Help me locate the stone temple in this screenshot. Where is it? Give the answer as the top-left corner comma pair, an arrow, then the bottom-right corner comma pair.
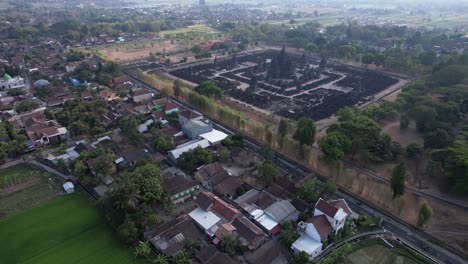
267,46 -> 295,79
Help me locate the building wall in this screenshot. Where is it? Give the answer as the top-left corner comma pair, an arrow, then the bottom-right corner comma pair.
0,77 -> 26,90
133,93 -> 153,103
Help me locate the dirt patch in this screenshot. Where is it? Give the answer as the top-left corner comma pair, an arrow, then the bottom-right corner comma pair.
381,119 -> 423,146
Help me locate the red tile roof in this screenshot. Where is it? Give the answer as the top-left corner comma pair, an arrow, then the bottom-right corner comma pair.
329,199 -> 353,216
315,198 -> 338,218
164,101 -> 178,111
307,215 -> 333,241
213,197 -> 239,221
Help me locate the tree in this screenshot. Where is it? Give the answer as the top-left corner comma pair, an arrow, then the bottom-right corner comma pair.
154,254 -> 169,264
173,80 -> 181,99
172,252 -> 190,264
281,220 -> 298,246
258,161 -> 279,185
417,201 -> 433,227
391,163 -> 406,199
154,136 -> 175,153
72,160 -> 87,177
298,179 -> 317,203
319,132 -> 351,161
294,117 -> 316,147
178,146 -> 215,172
277,119 -> 288,147
190,45 -> 201,54
323,180 -> 337,197
221,233 -> 244,256
120,116 -> 143,146
424,128 -> 451,149
132,163 -> 163,201
218,149 -> 230,162
134,241 -> 151,258
117,218 -> 139,244
290,251 -> 311,264
194,80 -> 223,99
406,143 -> 422,158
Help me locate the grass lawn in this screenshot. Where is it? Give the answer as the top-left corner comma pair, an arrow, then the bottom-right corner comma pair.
346,239 -> 427,264
0,193 -> 146,264
0,165 -> 53,189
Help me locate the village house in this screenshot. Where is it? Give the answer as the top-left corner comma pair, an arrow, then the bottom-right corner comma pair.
182,119 -> 213,140
291,198 -> 355,260
162,167 -> 199,205
132,88 -> 154,103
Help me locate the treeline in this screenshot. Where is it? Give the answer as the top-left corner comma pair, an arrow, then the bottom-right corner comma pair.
223,21 -> 463,74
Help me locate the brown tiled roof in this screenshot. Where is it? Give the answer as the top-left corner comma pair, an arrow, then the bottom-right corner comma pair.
35,126 -> 59,137
196,192 -> 215,211
315,198 -> 338,218
291,198 -> 309,213
203,162 -> 224,177
253,191 -> 277,209
307,215 -> 333,241
133,88 -> 152,97
80,91 -> 93,98
144,216 -> 202,257
213,197 -> 239,221
196,245 -> 236,264
207,170 -> 230,186
164,101 -> 178,111
329,199 -> 353,216
111,76 -> 129,85
163,175 -> 198,196
215,177 -> 243,196
232,216 -> 266,246
266,183 -> 293,200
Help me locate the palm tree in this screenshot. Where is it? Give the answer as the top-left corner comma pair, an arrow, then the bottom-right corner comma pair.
153,254 -> 169,264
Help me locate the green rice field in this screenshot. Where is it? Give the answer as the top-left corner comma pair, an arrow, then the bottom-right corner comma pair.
0,193 -> 146,264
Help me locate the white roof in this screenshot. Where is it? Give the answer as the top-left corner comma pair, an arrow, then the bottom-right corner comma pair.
252,209 -> 279,231
199,129 -> 228,144
114,157 -> 125,164
169,139 -> 211,160
63,182 -> 74,190
189,208 -> 220,231
292,234 -> 322,256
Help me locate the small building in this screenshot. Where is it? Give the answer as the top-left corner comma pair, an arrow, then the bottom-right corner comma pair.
168,139 -> 211,163
63,182 -> 75,194
199,129 -> 228,146
178,109 -> 202,126
162,168 -> 199,205
0,73 -> 26,90
189,208 -> 221,236
182,119 -> 213,140
132,88 -> 154,103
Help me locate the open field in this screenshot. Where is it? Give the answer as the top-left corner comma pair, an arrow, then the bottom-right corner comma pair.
0,193 -> 145,264
0,164 -> 65,217
0,164 -> 53,190
346,239 -> 427,264
84,24 -> 222,62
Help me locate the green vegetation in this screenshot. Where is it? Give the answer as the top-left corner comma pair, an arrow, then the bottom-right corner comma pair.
257,161 -> 279,185
56,99 -> 109,137
178,146 -> 215,172
417,201 -> 433,227
0,165 -> 52,190
321,107 -> 402,163
297,179 -> 318,204
391,163 -> 406,199
281,220 -> 298,247
345,239 -> 428,264
193,80 -> 223,99
0,193 -> 145,264
220,233 -> 244,257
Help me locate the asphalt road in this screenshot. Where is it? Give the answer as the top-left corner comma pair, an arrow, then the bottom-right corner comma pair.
127,71 -> 468,264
